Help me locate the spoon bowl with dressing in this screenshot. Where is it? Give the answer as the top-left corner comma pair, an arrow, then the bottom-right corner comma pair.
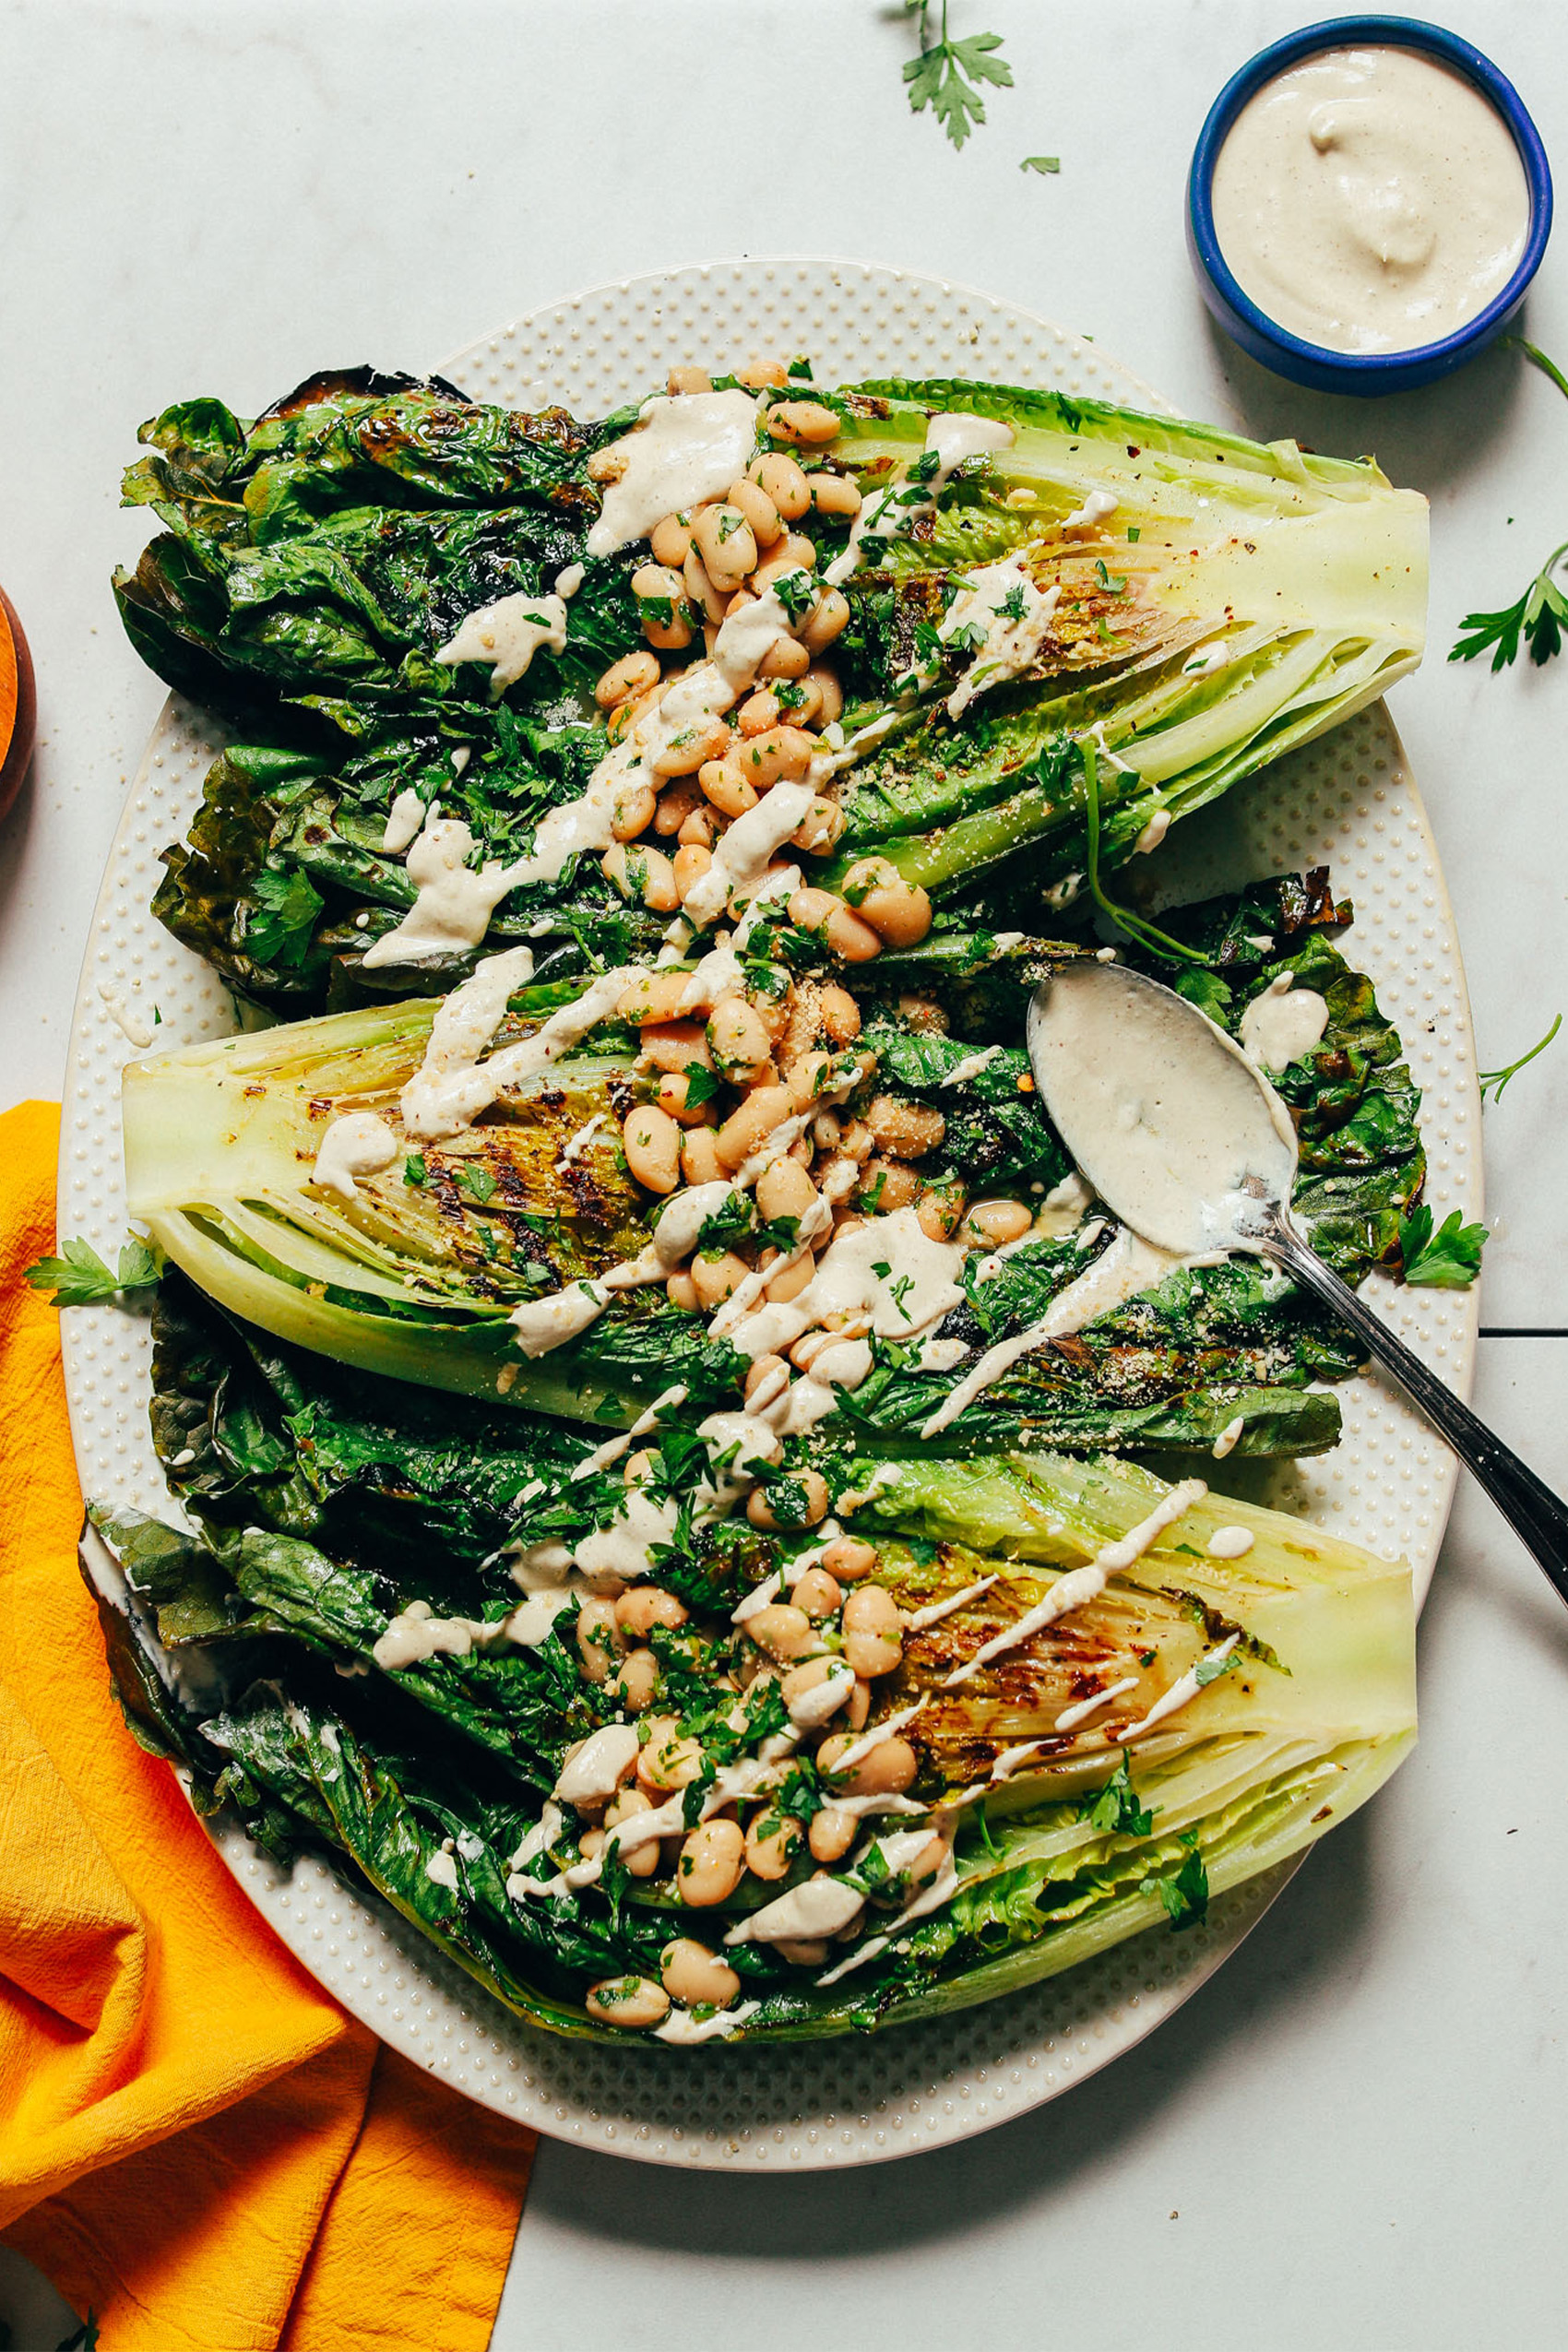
1028,960 -> 1568,1604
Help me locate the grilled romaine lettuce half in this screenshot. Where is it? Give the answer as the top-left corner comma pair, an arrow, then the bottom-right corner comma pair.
85,1436 -> 1415,2044
821,375 -> 1427,903
119,369 -> 1425,1016
124,885 -> 1423,1460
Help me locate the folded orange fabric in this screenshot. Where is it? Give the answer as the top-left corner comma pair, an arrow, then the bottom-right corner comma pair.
0,1100 -> 535,2350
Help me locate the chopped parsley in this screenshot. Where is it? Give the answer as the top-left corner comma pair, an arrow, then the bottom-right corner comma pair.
771,566 -> 816,624
1080,1750 -> 1154,1836
1156,1831 -> 1209,1930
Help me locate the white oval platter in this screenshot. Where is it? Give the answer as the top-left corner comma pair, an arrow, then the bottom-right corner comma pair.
58,258 -> 1479,2170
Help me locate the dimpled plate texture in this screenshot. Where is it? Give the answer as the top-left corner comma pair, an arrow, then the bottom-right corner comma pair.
59,259 -> 1479,2169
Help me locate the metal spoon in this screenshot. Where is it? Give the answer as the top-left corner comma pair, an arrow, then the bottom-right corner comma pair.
1027,959 -> 1568,1604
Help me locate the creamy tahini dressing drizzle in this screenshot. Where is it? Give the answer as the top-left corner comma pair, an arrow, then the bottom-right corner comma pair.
938,556 -> 1061,719
941,1043 -> 1004,1087
1122,1632 -> 1240,1740
399,944 -> 535,1137
556,1111 -> 607,1168
373,1597 -> 501,1670
919,1223 -> 1176,1439
729,1206 -> 965,1366
375,581 -> 814,968
312,1111 -> 400,1204
825,411 -> 1016,586
1239,975 -> 1330,1073
362,807 -> 529,969
406,961 -> 632,1144
98,982 -> 155,1048
481,575 -> 818,951
655,2002 -> 762,2045
902,1574 -> 998,1633
1054,1674 -> 1142,1732
436,591 -> 567,698
586,389 -> 759,557
382,788 -> 428,854
1063,488 -> 1119,532
682,777 -> 815,929
568,1383 -> 689,1484
724,1873 -> 866,1948
822,1700 -> 927,1784
814,1846 -> 959,1986
942,1479 -> 1207,1689
553,1722 -> 640,1806
1028,962 -> 1299,1257
1211,44 -> 1529,355
1212,1413 -> 1247,1460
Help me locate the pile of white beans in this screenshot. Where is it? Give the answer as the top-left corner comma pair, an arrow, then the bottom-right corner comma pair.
569,1526 -> 946,2028
529,365 -> 1055,2030
587,358 -> 926,956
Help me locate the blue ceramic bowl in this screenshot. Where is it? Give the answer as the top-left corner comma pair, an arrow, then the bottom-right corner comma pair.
1187,15 -> 1553,395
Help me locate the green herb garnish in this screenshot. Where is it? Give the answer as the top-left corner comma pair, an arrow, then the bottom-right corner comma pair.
1081,1750 -> 1154,1837
1479,1013 -> 1562,1103
1156,1830 -> 1209,1930
25,1236 -> 160,1307
902,0 -> 1013,149
1398,1204 -> 1488,1289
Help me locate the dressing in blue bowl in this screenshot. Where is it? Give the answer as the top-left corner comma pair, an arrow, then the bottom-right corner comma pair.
1188,16 -> 1552,395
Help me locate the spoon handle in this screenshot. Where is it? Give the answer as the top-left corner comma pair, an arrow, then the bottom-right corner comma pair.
1264,1218 -> 1568,1607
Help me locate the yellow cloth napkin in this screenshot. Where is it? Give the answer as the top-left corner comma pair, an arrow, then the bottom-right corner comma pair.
0,1101 -> 534,2349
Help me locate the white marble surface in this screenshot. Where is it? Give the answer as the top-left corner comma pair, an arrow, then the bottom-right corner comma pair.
0,3 -> 1563,2346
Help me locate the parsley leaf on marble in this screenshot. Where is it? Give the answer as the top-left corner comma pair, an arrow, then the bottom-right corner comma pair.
902,0 -> 1013,150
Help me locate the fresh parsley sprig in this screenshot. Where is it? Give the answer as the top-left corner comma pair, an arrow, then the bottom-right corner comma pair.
901,0 -> 1013,149
25,1235 -> 160,1307
1398,1204 -> 1488,1289
1479,1012 -> 1562,1104
1450,540 -> 1568,671
1451,338 -> 1568,674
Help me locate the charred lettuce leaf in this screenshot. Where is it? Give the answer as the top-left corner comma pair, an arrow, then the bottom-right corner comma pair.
149,1270 -> 590,1578
153,722 -> 662,1015
115,369 -> 640,744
